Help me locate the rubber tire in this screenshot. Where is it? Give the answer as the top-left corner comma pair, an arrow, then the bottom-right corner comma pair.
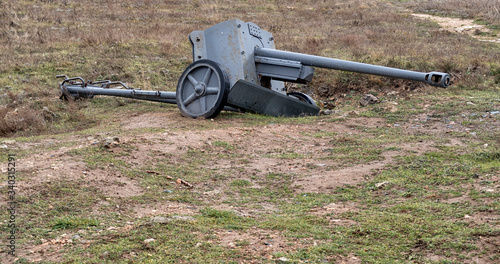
287,92 -> 317,107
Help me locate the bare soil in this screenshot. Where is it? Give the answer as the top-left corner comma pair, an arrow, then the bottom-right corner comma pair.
5,104 -> 496,262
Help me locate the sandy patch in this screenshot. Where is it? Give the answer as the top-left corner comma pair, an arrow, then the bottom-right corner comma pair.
412,13 -> 500,43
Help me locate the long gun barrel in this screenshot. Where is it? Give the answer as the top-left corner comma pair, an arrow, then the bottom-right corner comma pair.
254,48 -> 450,88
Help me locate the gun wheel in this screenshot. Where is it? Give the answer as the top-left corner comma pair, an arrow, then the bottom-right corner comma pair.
176,60 -> 229,119
287,92 -> 317,106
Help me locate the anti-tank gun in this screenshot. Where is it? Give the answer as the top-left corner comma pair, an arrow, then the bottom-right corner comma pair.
59,19 -> 450,118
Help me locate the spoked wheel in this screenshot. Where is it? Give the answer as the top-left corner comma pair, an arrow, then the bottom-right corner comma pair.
287,92 -> 317,106
176,60 -> 230,119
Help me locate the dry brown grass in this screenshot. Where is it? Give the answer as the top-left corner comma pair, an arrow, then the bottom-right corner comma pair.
0,93 -> 46,136
0,0 -> 497,74
407,0 -> 500,23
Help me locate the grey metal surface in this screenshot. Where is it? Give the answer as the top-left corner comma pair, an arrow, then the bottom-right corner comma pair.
255,56 -> 314,83
61,83 -> 177,104
227,80 -> 320,117
254,48 -> 450,88
189,19 -> 287,94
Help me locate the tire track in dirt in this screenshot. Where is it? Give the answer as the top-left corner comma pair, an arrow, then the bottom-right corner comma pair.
291,141 -> 439,193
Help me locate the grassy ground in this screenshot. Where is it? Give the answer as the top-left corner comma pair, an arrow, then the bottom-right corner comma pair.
1,0 -> 499,263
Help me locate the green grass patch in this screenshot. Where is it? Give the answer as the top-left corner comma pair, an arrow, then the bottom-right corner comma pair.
51,216 -> 99,229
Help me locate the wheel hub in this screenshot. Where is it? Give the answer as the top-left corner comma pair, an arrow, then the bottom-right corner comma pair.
194,83 -> 206,96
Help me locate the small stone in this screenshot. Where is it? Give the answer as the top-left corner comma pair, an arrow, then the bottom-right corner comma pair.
278,257 -> 290,262
375,181 -> 390,189
103,136 -> 120,148
72,234 -> 81,240
144,238 -> 155,244
319,109 -> 333,116
163,189 -> 173,193
151,216 -> 170,224
360,94 -> 380,106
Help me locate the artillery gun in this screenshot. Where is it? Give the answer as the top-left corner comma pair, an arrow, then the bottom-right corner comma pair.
58,19 -> 450,118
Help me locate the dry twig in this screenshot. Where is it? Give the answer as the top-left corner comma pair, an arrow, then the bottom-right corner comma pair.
176,178 -> 193,188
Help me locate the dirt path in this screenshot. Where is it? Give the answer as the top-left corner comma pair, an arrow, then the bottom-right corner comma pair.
412,13 -> 500,43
